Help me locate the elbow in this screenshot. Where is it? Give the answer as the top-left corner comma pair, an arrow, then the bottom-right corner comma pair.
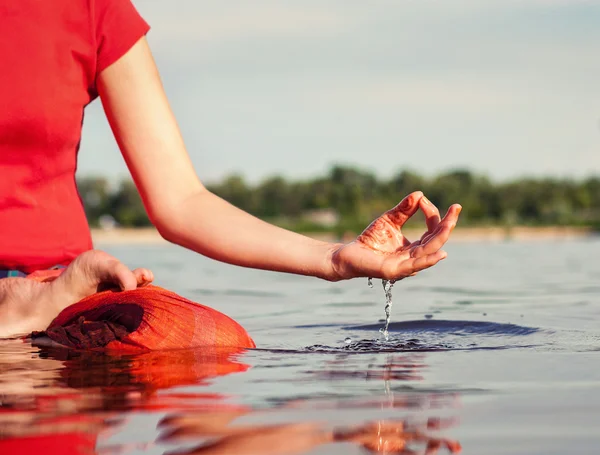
152,212 -> 181,245
148,204 -> 182,245
155,222 -> 176,244
147,187 -> 210,246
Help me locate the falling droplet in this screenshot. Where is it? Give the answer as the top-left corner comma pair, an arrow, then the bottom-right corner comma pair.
380,279 -> 396,341
344,337 -> 352,344
367,277 -> 373,288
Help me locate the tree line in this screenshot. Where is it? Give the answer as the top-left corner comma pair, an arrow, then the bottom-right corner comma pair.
78,166 -> 600,233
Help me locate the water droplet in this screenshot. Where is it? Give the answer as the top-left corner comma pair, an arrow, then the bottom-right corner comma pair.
483,312 -> 487,316
344,337 -> 352,344
380,279 -> 395,339
367,277 -> 373,288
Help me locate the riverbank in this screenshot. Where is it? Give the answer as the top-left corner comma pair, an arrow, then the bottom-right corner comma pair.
91,225 -> 598,245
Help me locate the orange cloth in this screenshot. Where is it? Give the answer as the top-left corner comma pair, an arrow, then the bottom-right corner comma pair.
27,268 -> 64,282
36,285 -> 255,352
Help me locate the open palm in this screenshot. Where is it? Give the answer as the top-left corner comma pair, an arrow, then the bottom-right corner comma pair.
330,192 -> 461,281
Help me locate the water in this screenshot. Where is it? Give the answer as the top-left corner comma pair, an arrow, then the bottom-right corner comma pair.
2,238 -> 600,454
378,279 -> 396,341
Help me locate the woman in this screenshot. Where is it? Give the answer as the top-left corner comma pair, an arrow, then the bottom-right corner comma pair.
0,0 -> 461,337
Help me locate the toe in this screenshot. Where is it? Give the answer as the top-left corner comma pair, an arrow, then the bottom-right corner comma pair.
133,268 -> 154,287
110,262 -> 138,291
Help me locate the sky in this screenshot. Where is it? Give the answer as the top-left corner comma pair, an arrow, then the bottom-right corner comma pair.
78,0 -> 600,185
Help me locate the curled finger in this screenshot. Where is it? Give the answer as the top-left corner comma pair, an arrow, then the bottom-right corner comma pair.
421,204 -> 462,252
411,205 -> 461,257
393,250 -> 447,278
419,196 -> 441,240
412,224 -> 452,258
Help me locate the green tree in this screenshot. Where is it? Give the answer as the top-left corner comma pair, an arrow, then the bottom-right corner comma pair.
209,174 -> 256,213
77,176 -> 110,227
109,180 -> 150,227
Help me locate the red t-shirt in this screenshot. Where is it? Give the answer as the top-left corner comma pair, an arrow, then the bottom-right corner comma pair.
0,0 -> 149,273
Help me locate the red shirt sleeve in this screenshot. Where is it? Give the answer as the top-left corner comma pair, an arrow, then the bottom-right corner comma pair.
93,0 -> 150,75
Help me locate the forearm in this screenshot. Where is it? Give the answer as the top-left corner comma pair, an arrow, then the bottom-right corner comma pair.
98,39 -> 460,284
155,190 -> 343,281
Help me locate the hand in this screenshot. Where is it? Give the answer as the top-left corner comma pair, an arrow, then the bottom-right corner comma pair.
329,192 -> 461,281
55,250 -> 154,300
334,418 -> 461,454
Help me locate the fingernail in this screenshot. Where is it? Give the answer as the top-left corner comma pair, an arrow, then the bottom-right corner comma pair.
423,196 -> 431,205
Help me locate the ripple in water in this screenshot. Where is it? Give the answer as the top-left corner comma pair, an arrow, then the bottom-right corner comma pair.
348,319 -> 539,336
300,320 -> 541,353
305,338 -> 453,353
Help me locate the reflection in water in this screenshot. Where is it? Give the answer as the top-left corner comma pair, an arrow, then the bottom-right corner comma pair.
159,413 -> 460,455
0,341 -> 461,454
0,342 -> 250,453
159,354 -> 460,454
305,354 -> 427,382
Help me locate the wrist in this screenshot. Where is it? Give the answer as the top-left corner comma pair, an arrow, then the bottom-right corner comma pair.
321,242 -> 345,282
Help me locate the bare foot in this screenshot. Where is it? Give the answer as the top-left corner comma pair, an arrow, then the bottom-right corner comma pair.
53,250 -> 153,305
0,250 -> 153,337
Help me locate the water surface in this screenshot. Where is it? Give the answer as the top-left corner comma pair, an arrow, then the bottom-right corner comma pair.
1,238 -> 600,454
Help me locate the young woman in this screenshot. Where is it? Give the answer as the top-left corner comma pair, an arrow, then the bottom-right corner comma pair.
0,0 -> 461,337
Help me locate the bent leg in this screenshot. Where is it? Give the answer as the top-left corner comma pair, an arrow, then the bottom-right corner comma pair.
0,250 -> 153,338
0,277 -> 53,337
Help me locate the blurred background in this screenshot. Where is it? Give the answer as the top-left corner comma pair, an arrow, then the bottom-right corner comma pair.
77,0 -> 600,237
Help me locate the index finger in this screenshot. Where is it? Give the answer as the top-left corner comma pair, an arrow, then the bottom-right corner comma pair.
383,191 -> 424,228
412,204 -> 462,257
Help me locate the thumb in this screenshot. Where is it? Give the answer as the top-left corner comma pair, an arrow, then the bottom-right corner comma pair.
102,260 -> 138,291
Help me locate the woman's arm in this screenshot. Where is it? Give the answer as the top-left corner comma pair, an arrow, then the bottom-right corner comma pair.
97,38 -> 338,280
97,38 -> 461,282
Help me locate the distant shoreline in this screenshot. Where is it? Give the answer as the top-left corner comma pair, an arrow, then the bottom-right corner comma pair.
91,226 -> 598,245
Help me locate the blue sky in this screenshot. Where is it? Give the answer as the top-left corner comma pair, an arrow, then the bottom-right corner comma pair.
78,0 -> 600,184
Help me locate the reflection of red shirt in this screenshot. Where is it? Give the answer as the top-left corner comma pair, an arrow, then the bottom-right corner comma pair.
0,0 -> 149,273
0,433 -> 99,455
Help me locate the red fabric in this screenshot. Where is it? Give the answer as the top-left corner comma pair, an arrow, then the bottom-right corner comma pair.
43,285 -> 256,352
0,0 -> 150,273
98,348 -> 251,391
